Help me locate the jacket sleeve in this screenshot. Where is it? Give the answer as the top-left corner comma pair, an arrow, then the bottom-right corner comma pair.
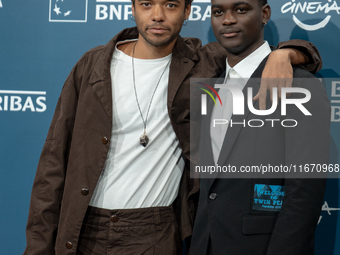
24,61 -> 83,255
266,71 -> 330,255
277,39 -> 322,74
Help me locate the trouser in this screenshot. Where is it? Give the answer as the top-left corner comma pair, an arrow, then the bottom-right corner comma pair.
77,205 -> 182,255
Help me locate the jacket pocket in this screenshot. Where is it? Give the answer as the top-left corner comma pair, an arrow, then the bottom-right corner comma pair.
242,215 -> 278,235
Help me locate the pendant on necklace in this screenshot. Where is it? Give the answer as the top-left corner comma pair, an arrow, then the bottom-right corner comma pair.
140,130 -> 149,147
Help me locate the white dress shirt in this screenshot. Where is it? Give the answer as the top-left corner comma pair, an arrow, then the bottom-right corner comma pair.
211,41 -> 272,164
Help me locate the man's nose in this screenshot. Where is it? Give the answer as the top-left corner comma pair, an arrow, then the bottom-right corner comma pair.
151,4 -> 165,22
222,11 -> 237,25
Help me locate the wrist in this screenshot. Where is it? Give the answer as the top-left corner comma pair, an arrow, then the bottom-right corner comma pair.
276,48 -> 309,65
270,49 -> 291,64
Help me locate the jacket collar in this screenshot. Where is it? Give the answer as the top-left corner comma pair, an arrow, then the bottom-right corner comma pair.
87,27 -> 142,122
88,27 -> 199,120
167,35 -> 199,109
89,27 -> 140,85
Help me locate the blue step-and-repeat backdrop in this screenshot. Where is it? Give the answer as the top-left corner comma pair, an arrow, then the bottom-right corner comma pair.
0,1 -> 339,254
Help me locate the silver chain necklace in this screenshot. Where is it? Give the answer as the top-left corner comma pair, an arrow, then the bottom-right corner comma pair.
131,42 -> 171,147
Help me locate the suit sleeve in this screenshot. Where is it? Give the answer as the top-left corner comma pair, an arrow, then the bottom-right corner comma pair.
266,72 -> 330,255
23,60 -> 83,255
277,39 -> 322,74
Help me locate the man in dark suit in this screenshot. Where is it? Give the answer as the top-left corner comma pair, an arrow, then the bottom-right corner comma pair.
190,0 -> 331,254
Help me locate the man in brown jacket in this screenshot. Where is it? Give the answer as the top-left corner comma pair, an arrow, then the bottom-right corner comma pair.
23,0 -> 322,254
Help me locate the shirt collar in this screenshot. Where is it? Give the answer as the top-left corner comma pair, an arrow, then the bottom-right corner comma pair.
225,41 -> 272,80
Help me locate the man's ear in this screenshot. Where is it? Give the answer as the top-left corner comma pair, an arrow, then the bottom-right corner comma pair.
132,3 -> 135,17
262,4 -> 271,24
184,3 -> 191,20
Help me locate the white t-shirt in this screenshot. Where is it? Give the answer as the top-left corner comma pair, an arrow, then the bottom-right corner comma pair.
89,40 -> 185,209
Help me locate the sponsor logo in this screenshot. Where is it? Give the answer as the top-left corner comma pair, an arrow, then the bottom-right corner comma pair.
281,0 -> 340,31
318,201 -> 340,224
189,0 -> 211,21
0,90 -> 47,112
331,81 -> 340,122
95,0 -> 133,21
49,0 -> 88,22
48,0 -> 211,22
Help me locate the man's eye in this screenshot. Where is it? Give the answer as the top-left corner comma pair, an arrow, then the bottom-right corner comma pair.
167,3 -> 176,8
142,2 -> 151,7
213,10 -> 223,15
236,7 -> 247,13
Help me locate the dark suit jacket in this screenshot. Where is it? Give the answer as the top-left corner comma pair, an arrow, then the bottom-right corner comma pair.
191,57 -> 331,255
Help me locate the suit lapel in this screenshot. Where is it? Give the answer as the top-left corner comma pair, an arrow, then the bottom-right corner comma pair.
201,74 -> 226,185
207,56 -> 269,187
200,77 -> 221,169
216,79 -> 260,166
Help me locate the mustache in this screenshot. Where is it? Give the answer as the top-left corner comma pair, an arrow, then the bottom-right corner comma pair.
146,24 -> 170,30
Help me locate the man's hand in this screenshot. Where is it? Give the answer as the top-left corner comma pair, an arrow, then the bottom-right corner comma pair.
254,48 -> 309,110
